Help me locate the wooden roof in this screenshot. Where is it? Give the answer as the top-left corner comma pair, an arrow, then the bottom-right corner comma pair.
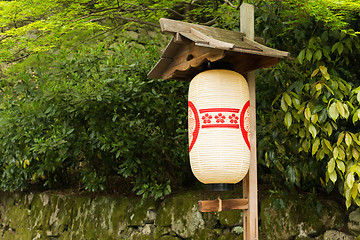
148,18 -> 291,81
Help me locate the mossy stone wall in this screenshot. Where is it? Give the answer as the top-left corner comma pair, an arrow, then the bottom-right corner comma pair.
0,190 -> 358,239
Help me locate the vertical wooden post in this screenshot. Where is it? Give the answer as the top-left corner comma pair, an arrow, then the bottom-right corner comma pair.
241,3 -> 259,240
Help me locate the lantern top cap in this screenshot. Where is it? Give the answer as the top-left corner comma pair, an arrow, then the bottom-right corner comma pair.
148,18 -> 291,81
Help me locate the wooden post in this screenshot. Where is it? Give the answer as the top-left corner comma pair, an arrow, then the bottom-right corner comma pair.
241,3 -> 259,240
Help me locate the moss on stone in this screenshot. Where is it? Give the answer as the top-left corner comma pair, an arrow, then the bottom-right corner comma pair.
3,228 -> 34,240
156,191 -> 205,238
295,236 -> 315,240
48,194 -> 73,235
110,197 -> 131,235
218,209 -> 242,227
0,189 -> 352,240
6,202 -> 30,229
127,197 -> 156,226
193,228 -> 218,240
260,191 -> 345,240
153,226 -> 171,239
218,232 -> 238,240
158,235 -> 182,240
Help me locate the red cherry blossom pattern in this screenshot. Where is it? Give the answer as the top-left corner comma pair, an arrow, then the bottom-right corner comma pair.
228,114 -> 239,124
202,113 -> 212,124
215,113 -> 226,123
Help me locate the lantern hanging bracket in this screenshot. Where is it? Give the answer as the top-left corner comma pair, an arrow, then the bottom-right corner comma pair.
198,198 -> 249,212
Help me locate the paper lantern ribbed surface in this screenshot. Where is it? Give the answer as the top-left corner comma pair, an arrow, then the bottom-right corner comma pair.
188,69 -> 250,184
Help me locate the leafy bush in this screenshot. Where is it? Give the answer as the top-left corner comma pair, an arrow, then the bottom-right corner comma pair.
0,38 -> 190,199
255,0 -> 360,208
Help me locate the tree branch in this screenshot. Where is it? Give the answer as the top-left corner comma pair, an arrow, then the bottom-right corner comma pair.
224,0 -> 238,9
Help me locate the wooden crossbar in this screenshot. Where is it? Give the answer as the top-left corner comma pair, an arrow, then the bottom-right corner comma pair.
198,198 -> 248,212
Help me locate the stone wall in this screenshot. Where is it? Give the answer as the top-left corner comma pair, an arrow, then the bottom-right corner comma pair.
0,190 -> 359,240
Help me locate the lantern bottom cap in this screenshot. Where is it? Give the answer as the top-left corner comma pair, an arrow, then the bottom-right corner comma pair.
205,183 -> 235,191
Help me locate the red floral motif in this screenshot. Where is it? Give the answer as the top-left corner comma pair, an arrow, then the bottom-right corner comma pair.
228,114 -> 239,124
215,113 -> 226,123
202,113 -> 212,124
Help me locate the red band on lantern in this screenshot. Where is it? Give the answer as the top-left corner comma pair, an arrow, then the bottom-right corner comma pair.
240,100 -> 250,150
188,101 -> 200,153
199,108 -> 240,113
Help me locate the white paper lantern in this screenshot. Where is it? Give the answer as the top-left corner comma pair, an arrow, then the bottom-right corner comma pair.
188,69 -> 250,184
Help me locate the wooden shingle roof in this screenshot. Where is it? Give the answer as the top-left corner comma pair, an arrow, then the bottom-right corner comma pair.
148,18 -> 291,81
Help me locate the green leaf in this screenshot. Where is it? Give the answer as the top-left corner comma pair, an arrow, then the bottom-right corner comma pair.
336,101 -> 346,118
318,108 -> 327,123
328,158 -> 335,173
284,112 -> 292,128
299,128 -> 305,138
357,91 -> 360,103
345,133 -> 352,147
297,49 -> 305,64
306,48 -> 313,61
351,184 -> 358,199
305,107 -> 311,121
353,110 -> 359,124
336,160 -> 345,173
333,147 -> 339,159
337,132 -> 345,146
312,137 -> 320,155
339,147 -> 346,160
293,98 -> 301,109
313,50 -> 322,61
281,96 -> 288,112
332,42 -> 341,53
325,122 -> 333,136
346,192 -> 352,209
313,105 -> 324,114
311,113 -> 318,124
319,65 -> 330,80
338,43 -> 344,55
286,166 -> 296,184
353,148 -> 359,161
308,124 -> 317,138
319,65 -> 327,75
302,139 -> 311,152
323,139 -> 333,151
328,102 -> 339,121
329,170 -> 337,183
311,68 -> 319,77
347,173 -> 355,189
283,93 -> 292,106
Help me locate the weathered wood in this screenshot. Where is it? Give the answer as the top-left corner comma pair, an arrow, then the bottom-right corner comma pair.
160,18 -> 246,48
159,43 -> 225,80
198,198 -> 249,212
179,32 -> 208,44
162,50 -> 225,80
190,28 -> 235,49
148,18 -> 290,81
241,3 -> 259,240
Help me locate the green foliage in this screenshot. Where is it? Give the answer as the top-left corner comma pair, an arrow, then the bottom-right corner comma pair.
0,37 -> 189,199
256,0 -> 360,208
0,0 -> 236,64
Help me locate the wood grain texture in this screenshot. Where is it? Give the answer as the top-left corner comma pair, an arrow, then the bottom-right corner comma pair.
241,3 -> 259,240
198,198 -> 249,212
148,18 -> 290,81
